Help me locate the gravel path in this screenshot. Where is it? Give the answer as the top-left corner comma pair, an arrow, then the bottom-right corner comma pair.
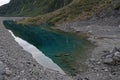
0,17 -> 72,80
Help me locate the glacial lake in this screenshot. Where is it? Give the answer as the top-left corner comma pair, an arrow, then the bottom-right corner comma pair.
8,30 -> 65,74
4,20 -> 94,76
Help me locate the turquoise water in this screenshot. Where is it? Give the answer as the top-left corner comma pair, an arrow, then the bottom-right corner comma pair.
4,20 -> 93,76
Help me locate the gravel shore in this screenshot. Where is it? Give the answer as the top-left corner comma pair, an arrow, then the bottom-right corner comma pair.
0,12 -> 120,80
57,7 -> 120,80
0,17 -> 72,80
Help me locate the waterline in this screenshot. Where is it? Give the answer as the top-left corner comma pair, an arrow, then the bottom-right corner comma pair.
9,30 -> 65,74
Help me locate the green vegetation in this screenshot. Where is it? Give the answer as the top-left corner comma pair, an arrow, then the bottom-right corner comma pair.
0,0 -> 72,16
19,0 -> 113,25
113,2 -> 120,10
1,0 -> 120,25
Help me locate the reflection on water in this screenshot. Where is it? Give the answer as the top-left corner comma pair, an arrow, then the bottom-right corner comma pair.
9,30 -> 65,74
4,20 -> 93,76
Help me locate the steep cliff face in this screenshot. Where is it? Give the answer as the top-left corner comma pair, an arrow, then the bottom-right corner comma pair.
0,0 -> 73,16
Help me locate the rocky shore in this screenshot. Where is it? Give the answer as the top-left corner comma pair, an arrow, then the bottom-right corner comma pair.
57,6 -> 120,80
0,11 -> 120,80
0,0 -> 120,80
0,17 -> 72,80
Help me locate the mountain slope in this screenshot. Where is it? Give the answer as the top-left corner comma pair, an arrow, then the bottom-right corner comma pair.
0,0 -> 72,16
1,0 -> 120,25
19,0 -> 115,25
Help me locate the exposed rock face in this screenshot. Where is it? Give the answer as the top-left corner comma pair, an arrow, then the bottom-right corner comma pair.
0,17 -> 72,80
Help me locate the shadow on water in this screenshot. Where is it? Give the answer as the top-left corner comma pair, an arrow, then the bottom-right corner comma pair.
3,20 -> 94,76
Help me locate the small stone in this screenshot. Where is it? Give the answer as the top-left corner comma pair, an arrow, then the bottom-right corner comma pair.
77,78 -> 82,80
54,54 -> 61,57
4,68 -> 12,76
103,58 -> 114,64
103,50 -> 110,54
113,56 -> 120,61
113,52 -> 120,62
22,78 -> 27,80
97,73 -> 100,77
0,61 -> 6,75
84,77 -> 89,80
114,51 -> 120,57
111,47 -> 118,53
105,54 -> 113,58
102,67 -> 109,72
97,61 -> 101,65
27,62 -> 31,65
64,54 -> 70,56
21,70 -> 25,73
89,58 -> 96,62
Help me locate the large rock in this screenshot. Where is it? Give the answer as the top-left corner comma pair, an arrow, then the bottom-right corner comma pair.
103,57 -> 114,65
103,47 -> 120,65
113,51 -> 120,61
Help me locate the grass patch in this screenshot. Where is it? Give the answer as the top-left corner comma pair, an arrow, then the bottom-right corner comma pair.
19,0 -> 112,25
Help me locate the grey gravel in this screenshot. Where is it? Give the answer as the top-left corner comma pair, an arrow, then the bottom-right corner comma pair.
57,2 -> 120,80
0,2 -> 120,80
0,17 -> 72,80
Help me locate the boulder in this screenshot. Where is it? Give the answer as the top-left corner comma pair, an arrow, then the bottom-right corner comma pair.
103,57 -> 114,65
103,47 -> 120,65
